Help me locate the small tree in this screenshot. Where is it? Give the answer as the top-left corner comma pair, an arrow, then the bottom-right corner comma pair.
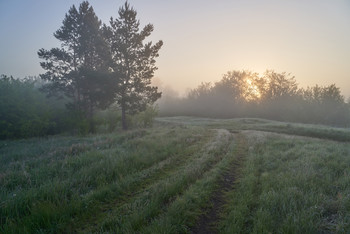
105,2 -> 163,130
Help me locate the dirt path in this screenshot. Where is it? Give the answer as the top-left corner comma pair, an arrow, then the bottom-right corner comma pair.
191,131 -> 247,234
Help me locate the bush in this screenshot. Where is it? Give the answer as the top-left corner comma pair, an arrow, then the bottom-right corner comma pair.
0,75 -> 87,139
0,75 -> 58,139
132,105 -> 158,128
94,105 -> 121,133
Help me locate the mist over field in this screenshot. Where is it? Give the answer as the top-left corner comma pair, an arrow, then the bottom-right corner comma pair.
1,0 -> 350,233
157,70 -> 350,127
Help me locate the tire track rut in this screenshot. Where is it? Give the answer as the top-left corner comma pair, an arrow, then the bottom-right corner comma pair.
192,131 -> 247,234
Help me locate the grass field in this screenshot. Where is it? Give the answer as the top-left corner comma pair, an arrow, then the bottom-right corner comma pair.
1,117 -> 350,233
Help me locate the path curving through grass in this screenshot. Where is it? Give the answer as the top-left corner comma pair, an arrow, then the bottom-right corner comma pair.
2,117 -> 350,233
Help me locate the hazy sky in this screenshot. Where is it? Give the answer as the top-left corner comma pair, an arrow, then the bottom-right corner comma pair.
1,0 -> 349,96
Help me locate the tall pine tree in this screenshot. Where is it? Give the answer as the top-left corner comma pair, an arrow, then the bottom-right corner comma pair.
105,2 -> 163,130
38,1 -> 115,131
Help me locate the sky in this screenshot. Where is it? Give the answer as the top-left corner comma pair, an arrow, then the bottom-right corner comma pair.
1,0 -> 350,97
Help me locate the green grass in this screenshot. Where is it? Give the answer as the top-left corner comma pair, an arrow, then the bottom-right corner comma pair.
158,116 -> 350,142
1,117 -> 350,233
1,125 -> 212,233
141,133 -> 247,234
219,134 -> 350,233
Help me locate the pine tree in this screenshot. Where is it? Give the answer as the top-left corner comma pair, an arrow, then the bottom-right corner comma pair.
38,1 -> 115,131
105,2 -> 163,130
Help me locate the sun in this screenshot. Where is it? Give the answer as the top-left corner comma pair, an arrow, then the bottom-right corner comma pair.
244,78 -> 261,101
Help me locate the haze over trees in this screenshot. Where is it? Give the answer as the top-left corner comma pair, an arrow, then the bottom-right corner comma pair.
158,70 -> 350,126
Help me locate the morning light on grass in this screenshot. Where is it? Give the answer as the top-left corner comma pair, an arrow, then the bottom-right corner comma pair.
1,0 -> 350,233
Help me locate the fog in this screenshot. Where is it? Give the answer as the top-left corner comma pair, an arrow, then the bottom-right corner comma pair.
157,70 -> 350,126
1,1 -> 350,98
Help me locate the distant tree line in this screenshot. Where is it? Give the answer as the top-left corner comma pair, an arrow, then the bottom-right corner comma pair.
159,70 -> 350,126
0,1 -> 162,139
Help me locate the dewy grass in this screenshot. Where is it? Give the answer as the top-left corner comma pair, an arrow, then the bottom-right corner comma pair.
219,134 -> 350,233
2,117 -> 350,233
0,126 -> 210,233
232,118 -> 350,142
86,129 -> 230,233
72,129 -> 212,232
158,117 -> 350,142
142,133 -> 247,234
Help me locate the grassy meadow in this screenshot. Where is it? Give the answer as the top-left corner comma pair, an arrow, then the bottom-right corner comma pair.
1,117 -> 350,233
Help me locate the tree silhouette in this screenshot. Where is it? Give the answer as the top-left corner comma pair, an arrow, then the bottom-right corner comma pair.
213,70 -> 260,102
38,1 -> 115,131
261,70 -> 298,101
105,2 -> 163,130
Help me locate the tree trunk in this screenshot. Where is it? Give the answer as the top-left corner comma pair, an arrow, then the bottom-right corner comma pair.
121,101 -> 127,130
77,88 -> 81,111
89,101 -> 95,133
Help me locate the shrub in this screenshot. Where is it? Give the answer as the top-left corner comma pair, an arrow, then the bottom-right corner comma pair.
132,105 -> 158,128
0,75 -> 57,139
94,105 -> 121,133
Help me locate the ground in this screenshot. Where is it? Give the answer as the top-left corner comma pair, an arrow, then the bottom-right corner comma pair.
1,117 -> 350,233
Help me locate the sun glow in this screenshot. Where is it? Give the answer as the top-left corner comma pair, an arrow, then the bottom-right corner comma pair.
245,78 -> 261,101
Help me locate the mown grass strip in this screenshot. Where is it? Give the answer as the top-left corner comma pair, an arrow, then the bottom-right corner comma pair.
225,118 -> 350,142
140,133 -> 247,233
87,129 -> 232,233
192,133 -> 247,233
158,117 -> 350,142
243,124 -> 350,142
72,130 -> 211,232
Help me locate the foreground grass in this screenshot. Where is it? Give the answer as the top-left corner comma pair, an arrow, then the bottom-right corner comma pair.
0,125 -> 214,232
92,130 -> 239,233
219,133 -> 350,233
1,117 -> 350,233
